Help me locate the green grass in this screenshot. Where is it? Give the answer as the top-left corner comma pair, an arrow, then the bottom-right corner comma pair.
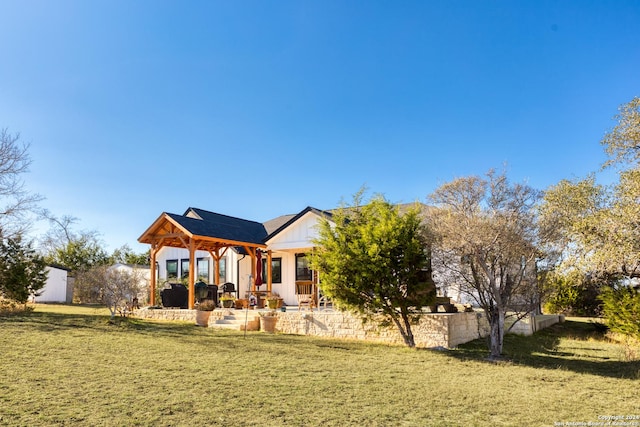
1,306 -> 639,426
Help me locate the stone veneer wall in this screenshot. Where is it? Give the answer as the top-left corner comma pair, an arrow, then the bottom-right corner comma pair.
134,308 -> 197,322
133,308 -> 559,349
133,308 -> 243,323
271,311 -> 489,348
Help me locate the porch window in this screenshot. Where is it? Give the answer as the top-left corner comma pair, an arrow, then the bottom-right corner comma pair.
218,258 -> 227,284
261,257 -> 282,283
295,253 -> 312,281
197,258 -> 209,282
180,259 -> 189,279
166,260 -> 178,279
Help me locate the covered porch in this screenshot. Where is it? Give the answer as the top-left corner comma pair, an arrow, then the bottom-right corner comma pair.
138,209 -> 275,309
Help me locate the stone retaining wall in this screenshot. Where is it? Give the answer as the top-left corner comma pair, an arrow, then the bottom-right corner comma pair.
270,311 -> 489,348
133,308 -> 559,349
133,308 -> 246,323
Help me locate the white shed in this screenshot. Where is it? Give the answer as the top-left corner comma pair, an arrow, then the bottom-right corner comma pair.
33,265 -> 72,303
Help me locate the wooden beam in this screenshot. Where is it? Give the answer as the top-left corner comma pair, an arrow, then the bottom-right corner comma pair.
149,243 -> 159,306
188,238 -> 196,309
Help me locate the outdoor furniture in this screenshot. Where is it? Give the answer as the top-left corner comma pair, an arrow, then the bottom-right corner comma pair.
295,281 -> 317,311
221,282 -> 236,295
206,285 -> 218,307
160,283 -> 188,308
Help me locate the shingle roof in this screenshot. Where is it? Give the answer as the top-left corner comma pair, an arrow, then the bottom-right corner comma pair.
173,208 -> 268,245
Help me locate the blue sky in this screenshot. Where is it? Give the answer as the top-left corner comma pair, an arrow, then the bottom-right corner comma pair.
1,0 -> 638,253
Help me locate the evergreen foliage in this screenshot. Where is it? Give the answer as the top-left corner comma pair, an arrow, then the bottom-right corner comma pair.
0,235 -> 48,303
600,285 -> 640,341
310,192 -> 435,348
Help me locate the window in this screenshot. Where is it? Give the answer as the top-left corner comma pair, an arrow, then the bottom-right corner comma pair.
295,253 -> 312,281
180,259 -> 190,279
262,257 -> 282,283
166,260 -> 178,279
218,258 -> 227,284
197,258 -> 209,282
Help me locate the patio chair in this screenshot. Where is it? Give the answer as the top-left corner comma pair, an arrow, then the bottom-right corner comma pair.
221,282 -> 236,296
295,281 -> 317,311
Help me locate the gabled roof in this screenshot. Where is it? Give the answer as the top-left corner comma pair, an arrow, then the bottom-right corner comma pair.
138,207 -> 267,250
264,206 -> 333,242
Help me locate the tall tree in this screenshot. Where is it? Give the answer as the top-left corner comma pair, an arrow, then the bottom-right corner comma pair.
601,97 -> 640,168
40,212 -> 109,275
428,170 -> 542,359
0,235 -> 48,303
541,96 -> 640,340
310,192 -> 435,348
0,129 -> 42,237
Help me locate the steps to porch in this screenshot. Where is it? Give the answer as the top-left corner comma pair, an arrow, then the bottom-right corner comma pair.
208,311 -> 260,331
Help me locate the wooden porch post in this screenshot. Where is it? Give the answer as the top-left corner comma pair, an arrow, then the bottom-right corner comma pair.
188,238 -> 196,309
267,250 -> 272,295
150,244 -> 157,306
214,249 -> 220,285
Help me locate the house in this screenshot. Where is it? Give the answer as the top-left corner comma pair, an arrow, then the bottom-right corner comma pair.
138,206 -> 333,308
32,265 -> 72,303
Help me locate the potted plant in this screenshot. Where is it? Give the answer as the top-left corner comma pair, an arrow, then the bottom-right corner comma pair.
195,299 -> 215,326
259,310 -> 278,333
265,292 -> 283,309
234,298 -> 248,309
220,295 -> 235,308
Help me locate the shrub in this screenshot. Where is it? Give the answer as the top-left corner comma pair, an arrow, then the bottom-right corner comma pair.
600,285 -> 640,341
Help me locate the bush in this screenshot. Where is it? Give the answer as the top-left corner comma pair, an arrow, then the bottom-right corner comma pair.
542,271 -> 602,316
600,285 -> 640,340
0,298 -> 33,315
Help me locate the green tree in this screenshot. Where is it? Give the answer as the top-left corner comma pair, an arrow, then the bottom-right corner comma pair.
110,244 -> 149,265
310,193 -> 435,348
540,171 -> 640,283
540,97 -> 640,339
600,285 -> 640,341
41,212 -> 109,275
46,235 -> 109,275
541,270 -> 602,316
0,235 -> 48,303
428,170 -> 542,359
601,97 -> 640,168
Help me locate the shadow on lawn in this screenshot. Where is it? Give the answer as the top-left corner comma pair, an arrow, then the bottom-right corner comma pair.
447,320 -> 640,379
2,309 -> 203,339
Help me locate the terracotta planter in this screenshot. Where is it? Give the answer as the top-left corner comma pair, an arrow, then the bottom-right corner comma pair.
260,316 -> 277,333
195,311 -> 211,327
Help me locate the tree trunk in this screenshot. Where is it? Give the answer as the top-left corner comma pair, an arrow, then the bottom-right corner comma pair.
393,312 -> 416,348
488,309 -> 505,360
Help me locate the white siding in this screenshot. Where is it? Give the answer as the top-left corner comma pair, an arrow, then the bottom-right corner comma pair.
266,211 -> 329,306
34,266 -> 69,303
267,212 -> 322,252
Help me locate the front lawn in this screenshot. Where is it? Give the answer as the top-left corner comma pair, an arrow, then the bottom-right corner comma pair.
1,305 -> 638,426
